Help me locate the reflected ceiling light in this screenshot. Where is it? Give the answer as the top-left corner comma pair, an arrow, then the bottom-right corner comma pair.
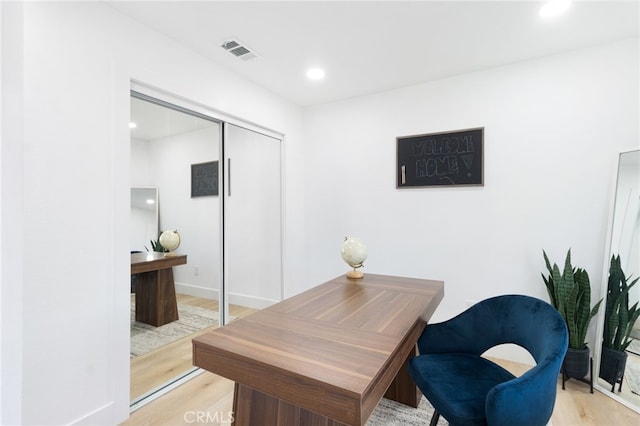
129,122 -> 137,129
539,1 -> 571,18
306,68 -> 325,81
146,199 -> 155,204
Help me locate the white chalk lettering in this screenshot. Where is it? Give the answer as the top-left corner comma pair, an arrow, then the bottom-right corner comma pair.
411,135 -> 474,157
415,155 -> 460,178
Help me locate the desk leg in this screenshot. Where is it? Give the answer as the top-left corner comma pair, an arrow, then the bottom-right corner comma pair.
384,345 -> 421,408
135,268 -> 179,327
232,383 -> 349,426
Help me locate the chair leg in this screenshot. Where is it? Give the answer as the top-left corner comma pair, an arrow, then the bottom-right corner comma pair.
430,410 -> 440,426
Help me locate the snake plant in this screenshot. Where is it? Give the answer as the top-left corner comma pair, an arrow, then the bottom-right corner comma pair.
542,249 -> 602,350
602,254 -> 640,352
147,236 -> 168,253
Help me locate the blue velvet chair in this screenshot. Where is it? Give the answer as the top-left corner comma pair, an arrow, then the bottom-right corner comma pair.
408,295 -> 568,426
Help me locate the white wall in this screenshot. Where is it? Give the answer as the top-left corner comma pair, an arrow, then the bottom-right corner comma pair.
302,38 -> 639,362
150,126 -> 221,299
15,2 -> 302,425
130,138 -> 153,187
1,2 -> 24,425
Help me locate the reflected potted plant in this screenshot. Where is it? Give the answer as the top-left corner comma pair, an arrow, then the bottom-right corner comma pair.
542,249 -> 602,381
600,254 -> 640,391
146,234 -> 168,253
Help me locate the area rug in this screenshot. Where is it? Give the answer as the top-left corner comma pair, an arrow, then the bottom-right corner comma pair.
367,396 -> 448,425
627,338 -> 640,356
130,303 -> 219,358
625,351 -> 640,396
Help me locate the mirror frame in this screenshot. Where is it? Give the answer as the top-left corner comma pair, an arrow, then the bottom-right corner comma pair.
593,147 -> 640,414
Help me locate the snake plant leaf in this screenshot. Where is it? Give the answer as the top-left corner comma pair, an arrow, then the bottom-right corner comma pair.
542,251 -> 557,307
541,249 -> 601,350
615,292 -> 629,349
603,292 -> 622,348
603,255 -> 639,352
574,268 -> 600,349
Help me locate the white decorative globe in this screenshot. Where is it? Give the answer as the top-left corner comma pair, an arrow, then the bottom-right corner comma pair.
159,230 -> 181,255
341,237 -> 368,279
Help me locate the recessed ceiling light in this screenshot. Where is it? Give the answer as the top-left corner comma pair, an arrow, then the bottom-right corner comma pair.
146,199 -> 155,204
129,122 -> 137,129
306,68 -> 325,81
539,1 -> 571,19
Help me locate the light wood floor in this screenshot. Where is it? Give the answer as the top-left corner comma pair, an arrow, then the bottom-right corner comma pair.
124,357 -> 639,426
126,296 -> 639,426
130,294 -> 257,401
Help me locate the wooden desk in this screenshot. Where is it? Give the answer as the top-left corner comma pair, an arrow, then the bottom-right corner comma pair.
193,273 -> 444,425
131,252 -> 187,327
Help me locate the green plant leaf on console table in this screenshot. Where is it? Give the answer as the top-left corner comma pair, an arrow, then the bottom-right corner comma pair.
149,237 -> 168,253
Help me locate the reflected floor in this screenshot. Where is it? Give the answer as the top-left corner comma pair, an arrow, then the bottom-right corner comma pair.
130,294 -> 257,402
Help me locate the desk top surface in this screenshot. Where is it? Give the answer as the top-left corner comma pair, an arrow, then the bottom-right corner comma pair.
193,273 -> 444,424
130,252 -> 187,274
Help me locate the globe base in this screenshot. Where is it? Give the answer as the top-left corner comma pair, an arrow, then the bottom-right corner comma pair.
164,251 -> 178,257
346,269 -> 364,279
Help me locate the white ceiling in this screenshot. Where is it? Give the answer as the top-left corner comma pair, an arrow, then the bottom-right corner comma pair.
110,1 -> 639,107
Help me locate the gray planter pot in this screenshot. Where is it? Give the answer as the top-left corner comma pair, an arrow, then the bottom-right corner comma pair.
599,346 -> 627,391
562,347 -> 590,379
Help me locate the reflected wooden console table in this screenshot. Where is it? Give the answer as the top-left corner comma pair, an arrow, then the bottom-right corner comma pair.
131,252 -> 187,327
193,273 -> 444,425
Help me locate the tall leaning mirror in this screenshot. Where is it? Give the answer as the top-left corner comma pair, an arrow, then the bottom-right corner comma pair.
130,187 -> 159,252
594,148 -> 640,413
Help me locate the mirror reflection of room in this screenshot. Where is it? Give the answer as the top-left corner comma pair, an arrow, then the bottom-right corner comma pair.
597,149 -> 640,409
129,95 -> 224,403
128,94 -> 284,406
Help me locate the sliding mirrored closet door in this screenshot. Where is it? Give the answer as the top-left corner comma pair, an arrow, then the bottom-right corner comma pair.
128,93 -> 283,408
129,93 -> 223,403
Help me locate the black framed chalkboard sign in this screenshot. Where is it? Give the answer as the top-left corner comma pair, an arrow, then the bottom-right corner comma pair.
191,160 -> 219,197
396,127 -> 484,188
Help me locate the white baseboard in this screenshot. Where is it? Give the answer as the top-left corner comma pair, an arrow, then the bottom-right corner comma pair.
175,282 -> 218,300
175,282 -> 278,310
70,401 -> 115,425
228,292 -> 278,310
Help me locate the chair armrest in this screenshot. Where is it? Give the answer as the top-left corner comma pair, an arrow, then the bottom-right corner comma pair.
485,364 -> 558,426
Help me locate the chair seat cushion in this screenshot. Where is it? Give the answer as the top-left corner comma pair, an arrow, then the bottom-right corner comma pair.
409,353 -> 516,426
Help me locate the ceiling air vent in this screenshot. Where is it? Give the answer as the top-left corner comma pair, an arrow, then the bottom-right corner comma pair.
221,39 -> 258,61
